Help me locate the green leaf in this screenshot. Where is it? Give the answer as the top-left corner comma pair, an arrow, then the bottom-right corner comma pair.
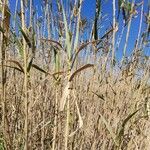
73,0 -> 83,52
61,0 -> 72,60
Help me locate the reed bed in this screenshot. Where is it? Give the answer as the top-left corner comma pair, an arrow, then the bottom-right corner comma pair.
0,0 -> 150,149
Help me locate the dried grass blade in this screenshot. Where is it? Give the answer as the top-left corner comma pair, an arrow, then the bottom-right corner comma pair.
91,91 -> 105,101
117,109 -> 140,143
71,40 -> 100,68
31,64 -> 48,74
3,65 -> 23,72
69,64 -> 94,82
40,38 -> 64,51
7,60 -> 24,73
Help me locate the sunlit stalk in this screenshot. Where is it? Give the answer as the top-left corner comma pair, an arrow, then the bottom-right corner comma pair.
20,0 -> 28,149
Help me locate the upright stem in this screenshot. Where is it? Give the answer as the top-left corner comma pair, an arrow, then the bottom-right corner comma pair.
122,0 -> 135,64
64,95 -> 70,150
112,0 -> 116,70
52,87 -> 58,150
135,2 -> 144,50
0,1 -> 12,149
29,0 -> 32,27
1,2 -> 6,149
20,1 -> 28,149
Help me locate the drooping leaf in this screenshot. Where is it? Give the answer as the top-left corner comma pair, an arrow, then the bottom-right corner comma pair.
71,40 -> 100,68
3,65 -> 24,73
116,109 -> 140,144
7,60 -> 24,73
31,64 -> 48,74
40,38 -> 64,51
69,64 -> 94,82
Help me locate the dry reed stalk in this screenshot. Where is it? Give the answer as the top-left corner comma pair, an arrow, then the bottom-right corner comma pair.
112,0 -> 116,70
0,0 -> 149,149
20,0 -> 28,149
0,1 -> 12,149
122,0 -> 135,64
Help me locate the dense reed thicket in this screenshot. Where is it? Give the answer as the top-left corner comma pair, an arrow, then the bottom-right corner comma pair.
0,0 -> 150,149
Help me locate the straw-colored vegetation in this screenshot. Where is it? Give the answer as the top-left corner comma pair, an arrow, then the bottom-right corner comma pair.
0,0 -> 150,149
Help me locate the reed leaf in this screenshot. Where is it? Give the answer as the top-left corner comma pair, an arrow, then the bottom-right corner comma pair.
40,38 -> 64,51
69,64 -> 94,81
71,40 -> 100,68
73,0 -> 83,52
7,60 -> 24,73
31,64 -> 48,74
61,0 -> 72,60
91,91 -> 105,101
116,109 -> 140,144
3,65 -> 23,73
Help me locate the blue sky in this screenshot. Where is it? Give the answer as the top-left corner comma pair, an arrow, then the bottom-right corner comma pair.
9,0 -> 150,58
